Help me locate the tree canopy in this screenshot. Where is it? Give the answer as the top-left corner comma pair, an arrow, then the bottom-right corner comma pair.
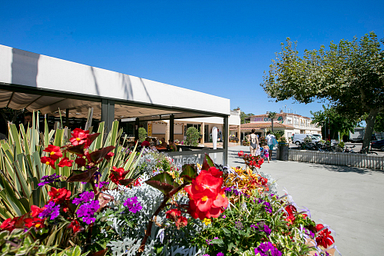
261,32 -> 384,152
310,105 -> 359,139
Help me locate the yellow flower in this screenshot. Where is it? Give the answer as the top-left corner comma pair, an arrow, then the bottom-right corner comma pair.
202,218 -> 211,225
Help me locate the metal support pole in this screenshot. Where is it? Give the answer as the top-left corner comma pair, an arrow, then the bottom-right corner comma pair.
65,109 -> 69,127
223,116 -> 229,166
101,99 -> 115,133
135,118 -> 139,141
170,114 -> 174,142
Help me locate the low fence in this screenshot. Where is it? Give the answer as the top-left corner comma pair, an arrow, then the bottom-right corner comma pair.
288,149 -> 384,170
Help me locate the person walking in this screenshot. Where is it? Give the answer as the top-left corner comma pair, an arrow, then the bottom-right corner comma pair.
247,129 -> 259,156
265,131 -> 276,161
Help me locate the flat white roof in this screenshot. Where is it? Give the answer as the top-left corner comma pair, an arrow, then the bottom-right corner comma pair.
0,44 -> 230,119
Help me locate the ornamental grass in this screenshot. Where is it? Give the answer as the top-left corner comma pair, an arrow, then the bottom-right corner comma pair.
0,123 -> 339,256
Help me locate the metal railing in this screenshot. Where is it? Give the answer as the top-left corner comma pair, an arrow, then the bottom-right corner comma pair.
288,149 -> 384,170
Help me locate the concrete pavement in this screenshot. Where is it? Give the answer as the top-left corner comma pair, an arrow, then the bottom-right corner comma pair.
227,145 -> 384,256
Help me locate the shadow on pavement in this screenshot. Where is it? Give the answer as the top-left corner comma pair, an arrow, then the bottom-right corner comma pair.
309,164 -> 384,175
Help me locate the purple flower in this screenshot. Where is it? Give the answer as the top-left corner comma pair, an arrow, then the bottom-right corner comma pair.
96,181 -> 109,188
222,215 -> 226,218
39,201 -> 60,220
123,196 -> 142,214
235,221 -> 243,230
217,253 -> 224,256
72,191 -> 95,205
254,242 -> 281,256
258,198 -> 272,214
38,174 -> 61,186
224,187 -> 232,192
76,200 -> 100,225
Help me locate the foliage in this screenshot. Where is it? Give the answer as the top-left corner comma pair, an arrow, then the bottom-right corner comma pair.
278,137 -> 287,143
1,122 -> 340,255
240,111 -> 255,124
261,32 -> 384,152
185,127 -> 200,146
311,105 -> 358,138
138,127 -> 147,142
269,130 -> 284,140
374,112 -> 384,132
268,112 -> 277,132
0,120 -> 143,254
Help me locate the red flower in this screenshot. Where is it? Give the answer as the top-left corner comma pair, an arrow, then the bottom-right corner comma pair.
75,157 -> 87,167
105,152 -> 114,161
68,220 -> 83,234
133,177 -> 141,186
184,167 -> 228,220
166,208 -> 181,219
24,217 -> 45,229
70,128 -> 89,146
0,216 -> 26,232
175,215 -> 188,229
58,157 -> 74,167
109,166 -> 129,185
41,156 -> 57,169
238,151 -> 244,157
31,205 -> 46,218
316,224 -> 335,248
166,208 -> 188,229
0,218 -> 16,232
43,145 -> 63,160
48,187 -> 71,204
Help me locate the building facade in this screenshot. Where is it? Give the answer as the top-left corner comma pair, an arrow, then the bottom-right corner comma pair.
239,111 -> 321,141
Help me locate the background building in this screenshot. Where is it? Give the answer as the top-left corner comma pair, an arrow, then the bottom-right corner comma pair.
239,110 -> 321,141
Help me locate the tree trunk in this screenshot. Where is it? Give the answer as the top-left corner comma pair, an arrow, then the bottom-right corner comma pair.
271,119 -> 274,132
362,108 -> 379,153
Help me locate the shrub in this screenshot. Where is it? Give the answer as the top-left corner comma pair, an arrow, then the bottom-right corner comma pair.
138,127 -> 147,142
185,127 -> 200,146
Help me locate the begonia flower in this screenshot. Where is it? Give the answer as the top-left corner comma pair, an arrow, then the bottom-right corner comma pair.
43,145 -> 63,160
41,156 -> 57,169
48,187 -> 71,204
70,128 -> 89,146
31,205 -> 46,217
24,217 -> 45,229
68,220 -> 83,234
58,157 -> 74,167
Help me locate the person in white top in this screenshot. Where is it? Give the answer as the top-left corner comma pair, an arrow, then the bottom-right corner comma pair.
247,129 -> 259,156
265,131 -> 276,161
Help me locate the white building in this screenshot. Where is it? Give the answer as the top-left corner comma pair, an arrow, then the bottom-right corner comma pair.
240,111 -> 321,140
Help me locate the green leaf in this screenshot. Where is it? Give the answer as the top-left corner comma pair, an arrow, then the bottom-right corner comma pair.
202,154 -> 215,170
145,172 -> 178,195
180,164 -> 197,183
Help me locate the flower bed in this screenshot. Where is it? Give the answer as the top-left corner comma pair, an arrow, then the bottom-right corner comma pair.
0,124 -> 340,256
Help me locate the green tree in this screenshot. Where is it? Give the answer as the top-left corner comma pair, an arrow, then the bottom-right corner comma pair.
240,111 -> 254,124
374,113 -> 384,132
185,127 -> 200,146
261,32 -> 384,152
311,105 -> 358,139
138,127 -> 147,142
268,111 -> 277,132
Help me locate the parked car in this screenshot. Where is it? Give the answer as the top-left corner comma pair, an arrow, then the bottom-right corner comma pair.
371,139 -> 384,151
293,134 -> 311,145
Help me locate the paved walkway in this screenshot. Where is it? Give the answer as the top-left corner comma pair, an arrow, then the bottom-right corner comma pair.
228,145 -> 384,256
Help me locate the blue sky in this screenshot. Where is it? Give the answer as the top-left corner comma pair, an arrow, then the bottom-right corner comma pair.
1,0 -> 383,118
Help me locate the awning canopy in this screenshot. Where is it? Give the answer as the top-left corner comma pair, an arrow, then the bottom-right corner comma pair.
0,44 -> 230,121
